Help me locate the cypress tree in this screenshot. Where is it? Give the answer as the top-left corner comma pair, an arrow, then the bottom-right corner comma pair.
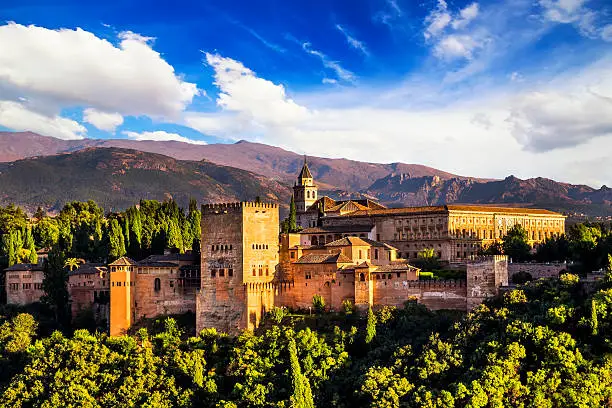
365,306 -> 377,344
288,195 -> 297,233
288,336 -> 315,408
108,219 -> 126,261
41,247 -> 70,327
25,227 -> 37,264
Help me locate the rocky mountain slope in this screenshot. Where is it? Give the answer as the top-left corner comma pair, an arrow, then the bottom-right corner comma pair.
0,131 -> 477,191
0,147 -> 291,213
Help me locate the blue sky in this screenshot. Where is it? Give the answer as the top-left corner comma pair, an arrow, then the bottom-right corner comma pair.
0,0 -> 611,186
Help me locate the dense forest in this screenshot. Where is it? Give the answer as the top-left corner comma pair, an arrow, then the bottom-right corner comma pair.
0,273 -> 612,406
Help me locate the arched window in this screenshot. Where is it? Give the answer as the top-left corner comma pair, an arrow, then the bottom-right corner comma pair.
359,273 -> 365,281
307,191 -> 310,199
154,278 -> 161,291
313,191 -> 316,198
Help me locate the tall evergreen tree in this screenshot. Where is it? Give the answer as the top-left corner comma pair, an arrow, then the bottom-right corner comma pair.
25,227 -> 37,264
365,307 -> 377,344
288,195 -> 297,233
41,247 -> 70,327
108,219 -> 126,261
288,336 -> 315,408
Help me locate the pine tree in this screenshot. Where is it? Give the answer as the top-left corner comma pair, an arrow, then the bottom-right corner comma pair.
2,233 -> 15,267
288,336 -> 315,408
288,195 -> 297,233
365,306 -> 377,344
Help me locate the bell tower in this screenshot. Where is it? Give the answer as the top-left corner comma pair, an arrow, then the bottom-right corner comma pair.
293,157 -> 318,213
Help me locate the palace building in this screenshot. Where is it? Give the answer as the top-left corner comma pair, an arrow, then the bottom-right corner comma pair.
293,160 -> 565,263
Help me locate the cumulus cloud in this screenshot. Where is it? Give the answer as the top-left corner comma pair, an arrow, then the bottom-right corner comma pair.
123,130 -> 207,145
335,24 -> 370,57
83,108 -> 123,132
506,61 -> 612,151
0,22 -> 199,138
0,100 -> 85,140
203,53 -> 310,129
434,35 -> 483,60
423,1 -> 486,61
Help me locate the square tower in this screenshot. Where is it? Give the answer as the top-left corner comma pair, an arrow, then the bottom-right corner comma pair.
109,256 -> 137,336
196,201 -> 279,334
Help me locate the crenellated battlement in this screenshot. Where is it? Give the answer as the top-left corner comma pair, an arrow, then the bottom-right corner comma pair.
405,279 -> 466,288
202,201 -> 279,214
466,255 -> 508,264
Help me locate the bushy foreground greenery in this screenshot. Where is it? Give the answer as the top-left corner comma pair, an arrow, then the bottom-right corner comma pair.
2,276 -> 612,407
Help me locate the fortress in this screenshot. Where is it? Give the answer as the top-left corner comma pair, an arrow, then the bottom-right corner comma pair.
4,160 -> 566,335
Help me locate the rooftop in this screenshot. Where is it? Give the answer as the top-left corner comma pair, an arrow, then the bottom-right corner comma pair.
325,236 -> 373,247
295,252 -> 353,264
333,204 -> 563,218
4,263 -> 43,272
299,224 -> 373,234
69,263 -> 107,276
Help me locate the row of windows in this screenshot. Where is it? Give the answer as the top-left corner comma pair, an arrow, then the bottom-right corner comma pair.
112,281 -> 135,287
252,267 -> 270,277
8,283 -> 44,291
252,244 -> 269,250
211,244 -> 232,251
210,268 -> 234,278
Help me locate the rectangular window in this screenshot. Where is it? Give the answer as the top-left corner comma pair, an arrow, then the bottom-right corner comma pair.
228,269 -> 233,277
211,269 -> 216,278
290,252 -> 295,259
374,249 -> 379,260
219,269 -> 225,277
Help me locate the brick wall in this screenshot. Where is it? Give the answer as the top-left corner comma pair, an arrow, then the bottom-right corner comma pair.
5,269 -> 44,305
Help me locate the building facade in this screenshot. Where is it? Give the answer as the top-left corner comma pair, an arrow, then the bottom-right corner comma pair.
293,167 -> 566,263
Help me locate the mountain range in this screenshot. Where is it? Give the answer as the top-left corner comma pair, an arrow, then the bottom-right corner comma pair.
0,131 -> 610,218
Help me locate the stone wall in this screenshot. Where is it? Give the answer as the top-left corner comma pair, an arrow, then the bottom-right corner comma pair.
5,270 -> 44,305
508,262 -> 567,281
133,271 -> 196,321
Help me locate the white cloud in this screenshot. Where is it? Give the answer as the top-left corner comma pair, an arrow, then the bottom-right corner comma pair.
301,43 -> 356,83
83,108 -> 123,132
434,35 -> 483,60
452,3 -> 480,29
424,0 -> 452,39
603,25 -> 612,41
185,53 -> 612,187
539,0 -> 612,41
0,23 -> 199,119
506,60 -> 612,151
123,130 -> 207,145
335,24 -> 370,57
0,100 -> 85,140
539,0 -> 588,23
374,0 -> 404,28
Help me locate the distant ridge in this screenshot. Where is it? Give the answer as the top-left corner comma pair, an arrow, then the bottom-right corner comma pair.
0,131 -> 611,217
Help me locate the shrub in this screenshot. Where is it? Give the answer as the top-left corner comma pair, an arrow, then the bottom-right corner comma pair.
341,299 -> 355,315
312,295 -> 326,313
268,306 -> 288,324
419,272 -> 434,280
511,271 -> 533,285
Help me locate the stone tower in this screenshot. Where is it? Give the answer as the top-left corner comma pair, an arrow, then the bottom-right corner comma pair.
293,157 -> 318,213
466,255 -> 509,310
109,256 -> 137,336
196,201 -> 279,334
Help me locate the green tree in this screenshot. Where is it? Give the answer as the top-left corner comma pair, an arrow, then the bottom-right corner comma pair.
365,306 -> 377,344
64,257 -> 83,272
502,225 -> 532,262
41,247 -> 70,326
288,336 -> 315,408
24,227 -> 37,264
288,195 -> 297,233
108,218 -> 126,261
312,294 -> 325,313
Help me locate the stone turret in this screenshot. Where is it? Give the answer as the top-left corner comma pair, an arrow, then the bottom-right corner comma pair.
293,157 -> 318,213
